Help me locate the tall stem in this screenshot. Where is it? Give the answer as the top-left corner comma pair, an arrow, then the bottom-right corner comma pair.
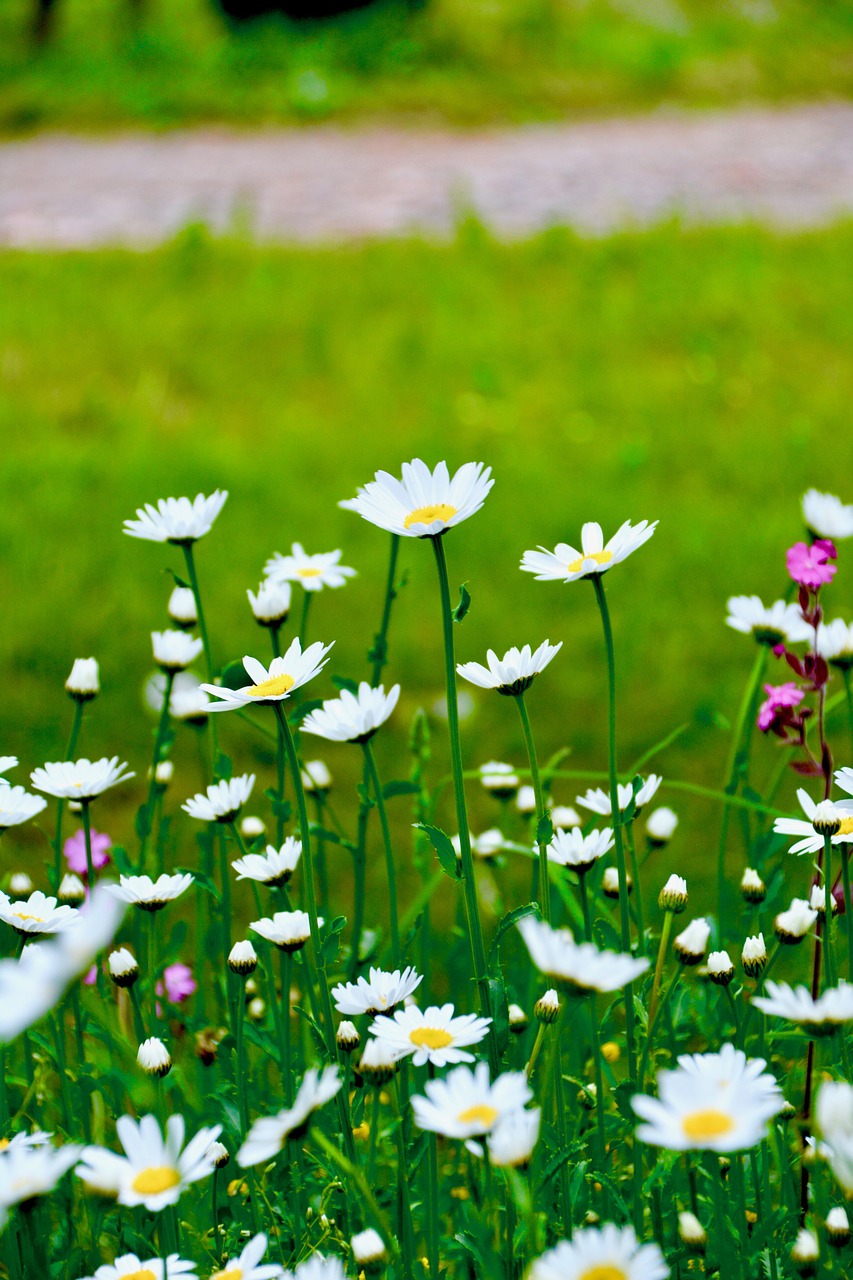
139,669 -> 174,871
362,739 -> 401,967
298,592 -> 312,646
431,535 -> 496,1071
647,911 -> 674,1030
624,821 -> 646,956
52,700 -> 84,890
716,647 -> 766,927
370,533 -> 401,685
181,542 -> 218,759
824,834 -> 836,991
516,692 -> 550,923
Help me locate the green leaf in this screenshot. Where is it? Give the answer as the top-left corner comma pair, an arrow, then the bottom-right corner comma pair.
488,902 -> 538,970
320,916 -> 347,966
452,581 -> 471,623
214,751 -> 233,781
535,813 -> 554,846
168,570 -> 190,590
414,823 -> 461,881
332,675 -> 359,693
180,868 -> 220,903
382,779 -> 420,800
488,974 -> 510,1055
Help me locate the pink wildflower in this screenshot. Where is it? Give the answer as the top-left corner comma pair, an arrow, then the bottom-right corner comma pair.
83,965 -> 97,986
787,539 -> 837,590
156,962 -> 196,1005
757,682 -> 804,732
63,827 -> 112,878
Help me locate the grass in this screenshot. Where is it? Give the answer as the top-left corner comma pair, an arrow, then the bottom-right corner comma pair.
1,0 -> 853,131
1,220 -> 853,906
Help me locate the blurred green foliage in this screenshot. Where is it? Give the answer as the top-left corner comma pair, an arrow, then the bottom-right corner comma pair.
1,0 -> 852,130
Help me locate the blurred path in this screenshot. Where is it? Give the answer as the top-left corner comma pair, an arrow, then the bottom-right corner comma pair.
2,102 -> 853,247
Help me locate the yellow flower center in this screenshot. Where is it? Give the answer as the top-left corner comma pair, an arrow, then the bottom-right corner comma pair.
247,673 -> 295,699
457,1104 -> 499,1129
122,1271 -> 158,1280
577,1267 -> 628,1280
404,503 -> 457,530
0,1138 -> 8,1150
839,817 -> 853,836
409,1027 -> 454,1050
12,911 -> 43,922
567,549 -> 613,574
130,1165 -> 181,1196
681,1109 -> 736,1141
297,567 -> 323,578
211,1269 -> 242,1280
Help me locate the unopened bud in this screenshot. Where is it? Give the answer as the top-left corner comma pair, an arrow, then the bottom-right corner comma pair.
66,658 -> 99,702
791,1228 -> 819,1275
577,1083 -> 597,1111
9,872 -> 33,896
602,867 -> 631,900
210,1141 -> 230,1169
352,1228 -> 387,1275
357,1039 -> 399,1087
740,867 -> 766,904
678,1212 -> 706,1253
742,933 -> 768,978
137,1036 -> 171,1078
534,989 -> 561,1024
674,918 -> 710,965
658,874 -> 688,913
108,947 -> 139,988
707,949 -> 735,986
247,998 -> 266,1021
58,873 -> 86,905
812,801 -> 842,837
228,940 -> 258,975
826,1207 -> 850,1248
337,1020 -> 360,1054
775,899 -> 817,945
508,1004 -> 528,1034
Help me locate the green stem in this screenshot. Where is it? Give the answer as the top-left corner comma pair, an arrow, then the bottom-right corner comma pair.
270,623 -> 282,661
362,738 -> 401,967
824,834 -> 836,992
578,872 -> 593,943
841,846 -> 853,981
516,692 -> 550,924
426,1129 -> 439,1279
235,976 -> 250,1135
70,988 -> 92,1143
843,668 -> 853,762
525,1023 -> 546,1081
311,1128 -> 402,1268
716,646 -> 766,929
181,543 -> 214,682
370,533 -> 401,685
624,821 -> 646,956
431,534 -> 496,1071
274,703 -> 287,848
724,984 -> 743,1050
278,949 -> 293,1107
139,669 -> 174,872
589,996 -> 608,1176
647,911 -> 674,1030
52,700 -> 84,891
298,591 -> 312,646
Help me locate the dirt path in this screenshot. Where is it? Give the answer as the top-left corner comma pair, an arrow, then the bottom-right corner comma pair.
1,102 -> 852,247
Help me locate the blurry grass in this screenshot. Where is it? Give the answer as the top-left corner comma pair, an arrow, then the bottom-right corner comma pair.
1,0 -> 853,131
1,220 -> 853,908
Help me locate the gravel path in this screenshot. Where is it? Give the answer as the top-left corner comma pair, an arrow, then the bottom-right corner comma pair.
2,102 -> 853,247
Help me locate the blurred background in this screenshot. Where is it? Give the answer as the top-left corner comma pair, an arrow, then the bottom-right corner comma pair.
2,0 -> 853,922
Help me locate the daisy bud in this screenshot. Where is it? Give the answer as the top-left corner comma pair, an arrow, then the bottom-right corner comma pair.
337,1020 -> 360,1054
137,1036 -> 172,1078
66,657 -> 99,702
9,872 -> 33,896
742,933 -> 767,978
780,1100 -> 797,1122
707,949 -> 735,986
357,1038 -> 399,1087
534,988 -> 561,1024
658,873 -> 688,913
740,867 -> 766,905
775,899 -> 818,945
301,760 -> 332,794
228,940 -> 258,976
602,867 -> 631,899
479,761 -> 520,800
516,785 -> 537,815
154,760 -> 173,786
209,1141 -> 230,1169
151,629 -> 203,673
791,1228 -> 819,1276
584,1212 -> 601,1227
168,586 -> 198,628
240,815 -> 266,840
552,806 -> 581,831
245,978 -> 259,997
508,1003 -> 528,1034
646,806 -> 678,846
674,917 -> 710,965
247,997 -> 266,1021
810,882 -> 839,917
352,1228 -> 387,1276
678,1211 -> 707,1253
812,800 -> 842,837
577,1083 -> 597,1111
826,1207 -> 850,1248
248,579 -> 292,627
601,1041 -> 620,1064
58,873 -> 86,905
108,947 -> 139,988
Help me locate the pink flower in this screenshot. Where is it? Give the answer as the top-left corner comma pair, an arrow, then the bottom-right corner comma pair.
757,682 -> 804,731
156,962 -> 196,1005
63,827 -> 112,878
787,539 -> 837,589
83,965 -> 97,986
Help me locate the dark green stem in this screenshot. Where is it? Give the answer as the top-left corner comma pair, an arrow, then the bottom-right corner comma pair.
362,738 -> 401,967
716,646 -> 766,929
516,691 -> 550,923
139,669 -> 174,872
298,592 -> 312,646
52,700 -> 84,891
370,533 -> 401,685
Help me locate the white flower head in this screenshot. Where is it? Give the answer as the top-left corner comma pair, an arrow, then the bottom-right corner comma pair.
0,757 -> 18,778
775,898 -> 818,944
546,826 -> 613,874
78,1254 -> 197,1280
817,619 -> 853,669
457,641 -> 562,697
753,981 -> 853,1035
108,948 -> 139,987
741,868 -> 766,904
577,775 -> 662,818
707,950 -> 735,986
658,874 -> 688,913
0,890 -> 78,937
518,917 -> 649,996
167,586 -> 197,627
412,1061 -> 533,1139
155,760 -> 174,786
674,918 -> 710,965
803,489 -> 853,540
264,542 -> 356,592
233,838 -> 301,886
170,681 -> 212,724
301,760 -> 332,793
31,758 -> 134,802
182,774 -> 255,823
516,784 -> 537,814
0,785 -> 48,832
451,828 -> 505,861
340,458 -> 494,538
228,940 -> 258,975
726,596 -> 811,646
552,806 -> 581,830
487,1107 -> 540,1169
302,683 -> 400,744
521,519 -> 657,584
248,579 -> 292,626
529,1223 -> 668,1280
742,932 -> 768,977
123,490 -> 228,544
199,641 -> 332,713
65,658 -> 100,700
211,1232 -> 281,1280
9,873 -> 33,895
138,1037 -> 172,1078
479,761 -> 520,797
818,1080 -> 853,1193
76,1113 -> 221,1211
284,1257 -> 346,1280
106,873 -> 193,913
646,806 -> 678,844
0,1141 -> 81,1228
369,1003 -> 492,1068
250,910 -> 313,953
151,631 -> 203,673
237,1068 -> 341,1167
791,1228 -> 820,1268
774,789 -> 853,856
352,1228 -> 386,1271
331,966 -> 423,1016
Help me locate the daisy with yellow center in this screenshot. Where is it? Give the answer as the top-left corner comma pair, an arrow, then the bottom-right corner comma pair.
339,458 -> 494,538
0,890 -> 78,937
75,1113 -> 221,1212
529,1223 -> 669,1280
199,640 -> 333,714
369,1003 -> 492,1068
521,519 -> 657,585
773,787 -> 853,856
76,1253 -> 196,1280
207,1232 -> 281,1280
411,1061 -> 533,1140
263,542 -> 356,593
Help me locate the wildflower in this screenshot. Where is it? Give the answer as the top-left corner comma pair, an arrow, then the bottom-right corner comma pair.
264,542 -> 356,591
64,827 -> 111,876
479,762 -> 520,799
451,829 -> 505,861
331,966 -> 423,1016
138,1038 -> 172,1078
775,898 -> 818,944
826,1207 -> 850,1247
76,1113 -> 221,1210
0,786 -> 48,832
577,775 -> 662,818
457,641 -> 562,697
250,910 -> 313,953
301,760 -> 332,793
658,874 -> 688,913
167,586 -> 197,628
302,683 -> 400,743
237,1068 -> 341,1167
336,1020 -> 360,1053
787,539 -> 837,590
8,873 -> 33,895
233,838 -> 301,886
678,1211 -> 707,1252
817,618 -> 853,669
774,788 -> 853,856
65,658 -> 100,701
357,1038 -> 401,1086
340,458 -> 493,537
791,1228 -> 820,1275
534,989 -> 561,1024
602,867 -> 629,899
516,785 -> 537,814
247,579 -> 292,626
632,1044 -> 784,1151
741,868 -> 766,904
210,1232 -> 281,1280
155,761 -> 173,786
707,951 -> 735,986
283,1258 -> 346,1280
209,1142 -> 229,1169
228,941 -> 258,976
151,630 -> 203,673
351,1228 -> 387,1275
77,1254 -> 197,1280
109,948 -> 139,988
31,758 -> 134,801
0,890 -> 78,937
552,806 -> 581,830
742,933 -> 768,978
726,596 -> 811,646
802,489 -> 853,540
369,1003 -> 492,1068
123,490 -> 228,544
0,1140 -> 81,1230
529,1224 -> 668,1280
412,1062 -> 533,1139
59,874 -> 86,905
487,1107 -> 540,1168
508,1004 -> 528,1034
0,756 -> 17,777
182,775 -> 256,823
753,981 -> 853,1035
646,806 -> 678,845
157,963 -> 196,1005
810,881 -> 838,916
547,827 -> 614,875
817,1081 -> 853,1193
521,520 -> 657,584
674,918 -> 710,965
200,642 -> 332,713
170,684 -> 211,725
107,874 -> 194,912
518,917 -> 649,996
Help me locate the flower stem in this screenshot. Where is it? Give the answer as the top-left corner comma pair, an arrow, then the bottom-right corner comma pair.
278,948 -> 293,1107
716,646 -> 766,929
589,995 -> 608,1175
515,692 -> 550,924
824,834 -> 836,991
298,591 -> 312,646
181,541 -> 218,758
624,821 -> 646,956
370,532 -> 401,685
841,846 -> 853,980
52,700 -> 83,891
311,1127 -> 402,1269
139,670 -> 174,872
647,911 -> 674,1031
361,738 -> 401,967
578,872 -> 593,943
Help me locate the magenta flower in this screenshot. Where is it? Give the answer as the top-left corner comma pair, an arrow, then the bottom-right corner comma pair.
757,682 -> 804,731
787,539 -> 837,590
156,962 -> 196,1005
83,965 -> 98,986
63,827 -> 112,878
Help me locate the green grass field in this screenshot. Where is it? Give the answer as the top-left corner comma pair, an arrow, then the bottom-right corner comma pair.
2,221 -> 853,906
1,0 -> 852,131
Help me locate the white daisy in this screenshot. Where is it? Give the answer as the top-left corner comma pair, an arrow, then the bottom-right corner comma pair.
208,1232 -> 281,1280
123,490 -> 228,544
632,1044 -> 784,1152
31,758 -> 134,801
753,981 -> 853,1035
151,630 -> 203,673
331,966 -> 423,1017
0,890 -> 78,937
167,586 -> 197,627
552,806 -> 581,830
339,458 -> 494,538
836,767 -> 853,800
451,829 -> 505,861
65,658 -> 100,700
479,762 -> 520,797
250,910 -> 314,952
302,683 -> 400,743
546,827 -> 614,873
646,806 -> 678,844
487,1107 -> 541,1168
182,774 -> 256,823
817,619 -> 853,668
369,1003 -> 492,1067
0,785 -> 48,832
802,489 -> 853,540
0,1130 -> 52,1154
0,1140 -> 81,1229
725,596 -> 811,646
0,757 -> 18,777
775,897 -> 818,943
106,873 -> 194,912
456,641 -> 562,697
773,788 -> 853,856
521,520 -> 657,584
529,1223 -> 668,1280
817,1081 -> 853,1193
199,641 -> 333,713
301,760 -> 332,793
412,1062 -> 532,1139
248,579 -> 292,626
76,1113 -> 221,1211
576,775 -> 662,817
78,1253 -> 196,1280
237,1068 -> 341,1167
233,838 -> 301,886
264,542 -> 356,592
674,918 -> 710,964
170,681 -> 212,724
518,917 -> 649,995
